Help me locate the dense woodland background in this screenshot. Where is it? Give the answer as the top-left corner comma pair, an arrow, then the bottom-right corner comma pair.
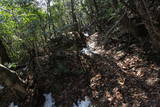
0,0 -> 160,106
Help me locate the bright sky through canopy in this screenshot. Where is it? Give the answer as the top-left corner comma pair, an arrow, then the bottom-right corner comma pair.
35,0 -> 53,11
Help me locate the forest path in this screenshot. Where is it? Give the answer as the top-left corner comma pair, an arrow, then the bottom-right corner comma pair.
2,32 -> 160,107
82,32 -> 160,106
82,32 -> 105,56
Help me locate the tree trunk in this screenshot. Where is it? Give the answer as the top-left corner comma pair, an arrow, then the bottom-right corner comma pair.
71,0 -> 79,32
0,39 -> 11,64
121,0 -> 160,52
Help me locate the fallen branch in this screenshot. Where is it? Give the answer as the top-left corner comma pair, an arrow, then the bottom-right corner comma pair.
0,64 -> 26,95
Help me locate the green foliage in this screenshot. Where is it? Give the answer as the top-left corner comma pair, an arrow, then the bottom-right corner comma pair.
0,0 -> 121,63
7,63 -> 17,69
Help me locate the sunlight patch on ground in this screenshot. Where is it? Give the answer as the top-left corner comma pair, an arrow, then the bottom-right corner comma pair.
43,93 -> 55,107
87,40 -> 96,50
81,32 -> 104,55
7,93 -> 91,107
9,102 -> 18,107
73,96 -> 92,107
145,73 -> 159,86
81,48 -> 93,56
113,51 -> 125,60
146,77 -> 159,86
117,55 -> 143,70
43,92 -> 92,107
83,32 -> 89,37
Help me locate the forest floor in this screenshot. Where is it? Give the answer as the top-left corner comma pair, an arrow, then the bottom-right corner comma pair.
36,32 -> 160,107
78,32 -> 160,107
1,32 -> 160,107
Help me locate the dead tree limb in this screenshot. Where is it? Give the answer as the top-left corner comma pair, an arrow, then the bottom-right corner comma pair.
0,64 -> 26,95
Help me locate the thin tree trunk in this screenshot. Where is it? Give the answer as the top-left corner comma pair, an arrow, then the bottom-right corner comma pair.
71,0 -> 79,32
0,39 -> 11,64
